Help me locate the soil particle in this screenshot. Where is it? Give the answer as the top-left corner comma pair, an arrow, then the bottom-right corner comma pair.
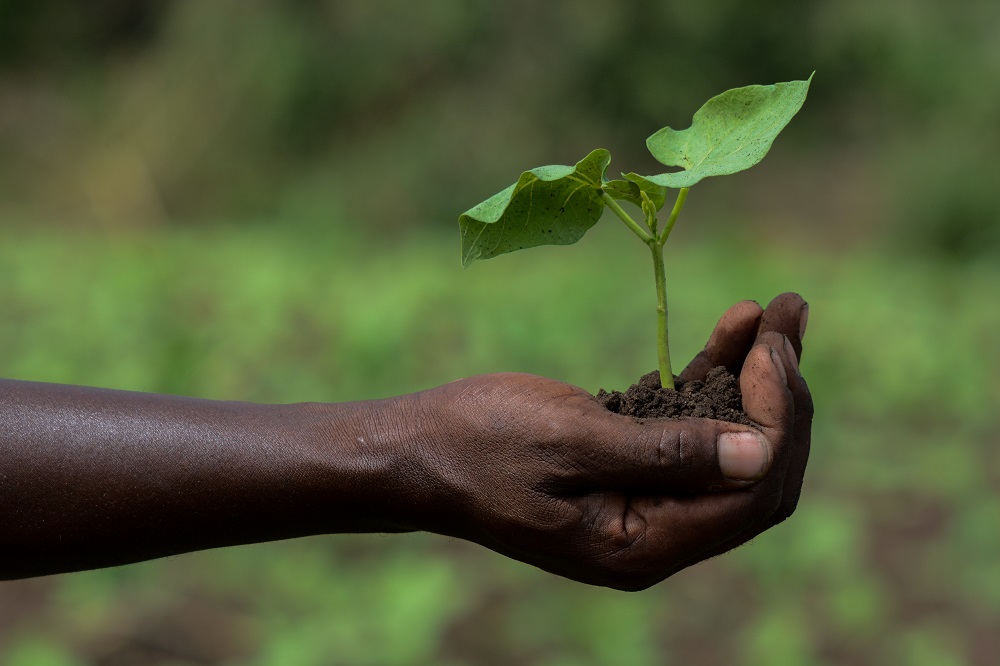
596,366 -> 752,425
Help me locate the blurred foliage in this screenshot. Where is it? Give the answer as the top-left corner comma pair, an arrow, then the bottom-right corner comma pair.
2,1 -> 1000,664
0,0 -> 998,256
2,222 -> 999,664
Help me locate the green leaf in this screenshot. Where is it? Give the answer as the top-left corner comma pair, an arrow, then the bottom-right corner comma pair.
604,174 -> 668,211
459,149 -> 610,267
642,75 -> 812,189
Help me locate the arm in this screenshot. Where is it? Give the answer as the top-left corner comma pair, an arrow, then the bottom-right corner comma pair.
1,294 -> 811,588
0,381 -> 422,578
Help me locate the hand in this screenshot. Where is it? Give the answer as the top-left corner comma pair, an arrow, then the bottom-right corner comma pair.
679,292 -> 813,562
407,293 -> 812,590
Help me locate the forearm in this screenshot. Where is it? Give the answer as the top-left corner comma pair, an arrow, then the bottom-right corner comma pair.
0,379 -> 419,579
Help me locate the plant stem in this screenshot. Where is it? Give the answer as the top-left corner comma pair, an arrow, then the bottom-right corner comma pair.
648,238 -> 674,389
659,187 -> 689,243
605,187 -> 690,390
647,188 -> 689,389
600,191 -> 653,243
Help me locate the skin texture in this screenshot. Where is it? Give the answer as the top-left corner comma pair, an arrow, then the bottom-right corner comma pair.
0,293 -> 811,588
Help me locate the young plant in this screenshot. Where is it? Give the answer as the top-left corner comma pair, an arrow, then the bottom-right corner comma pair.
459,76 -> 811,389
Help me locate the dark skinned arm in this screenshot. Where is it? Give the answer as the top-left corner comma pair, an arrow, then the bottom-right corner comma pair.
0,293 -> 810,588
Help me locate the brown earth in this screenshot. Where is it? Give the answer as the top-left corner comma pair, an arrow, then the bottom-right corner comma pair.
596,366 -> 751,425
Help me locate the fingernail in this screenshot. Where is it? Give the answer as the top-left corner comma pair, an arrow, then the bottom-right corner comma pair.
769,346 -> 788,384
799,303 -> 809,341
783,335 -> 800,375
718,431 -> 770,480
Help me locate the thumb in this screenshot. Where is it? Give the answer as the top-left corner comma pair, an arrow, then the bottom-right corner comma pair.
577,412 -> 773,494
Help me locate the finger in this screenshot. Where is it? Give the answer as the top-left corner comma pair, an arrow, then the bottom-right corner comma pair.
637,491 -> 772,560
680,300 -> 764,382
578,489 -> 775,589
774,333 -> 813,518
740,342 -> 795,489
751,331 -> 811,489
758,292 -> 809,359
692,335 -> 812,561
570,346 -> 799,588
570,412 -> 772,495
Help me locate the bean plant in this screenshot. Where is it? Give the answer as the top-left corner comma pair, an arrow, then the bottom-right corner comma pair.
460,76 -> 812,388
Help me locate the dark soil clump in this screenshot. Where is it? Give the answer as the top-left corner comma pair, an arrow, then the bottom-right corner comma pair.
596,366 -> 752,425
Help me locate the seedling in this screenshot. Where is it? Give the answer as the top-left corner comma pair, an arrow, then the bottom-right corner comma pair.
460,77 -> 811,389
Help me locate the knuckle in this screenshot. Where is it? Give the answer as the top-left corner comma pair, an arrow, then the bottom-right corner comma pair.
656,428 -> 682,472
583,500 -> 675,591
599,515 -> 645,559
651,427 -> 696,476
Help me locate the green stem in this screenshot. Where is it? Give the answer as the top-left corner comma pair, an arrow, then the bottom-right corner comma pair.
604,187 -> 690,390
648,188 -> 690,389
600,191 -> 653,243
649,239 -> 674,389
659,187 -> 689,243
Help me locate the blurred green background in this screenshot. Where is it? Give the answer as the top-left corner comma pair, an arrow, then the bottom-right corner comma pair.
1,1 -> 999,664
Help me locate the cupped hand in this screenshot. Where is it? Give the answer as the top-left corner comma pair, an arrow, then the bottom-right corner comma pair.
410,293 -> 812,590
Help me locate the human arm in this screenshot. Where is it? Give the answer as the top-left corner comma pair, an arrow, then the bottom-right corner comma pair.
0,379 -> 417,579
0,293 -> 810,587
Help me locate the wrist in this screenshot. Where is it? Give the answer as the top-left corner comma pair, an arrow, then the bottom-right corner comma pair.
291,391 -> 445,535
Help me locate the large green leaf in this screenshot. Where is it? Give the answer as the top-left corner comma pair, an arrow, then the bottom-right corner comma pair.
460,149 -> 610,266
642,75 -> 812,189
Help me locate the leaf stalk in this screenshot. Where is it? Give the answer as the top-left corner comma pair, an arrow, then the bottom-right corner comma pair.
659,187 -> 689,243
600,191 -> 653,243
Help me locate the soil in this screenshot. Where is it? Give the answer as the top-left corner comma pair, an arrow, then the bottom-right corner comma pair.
596,366 -> 752,425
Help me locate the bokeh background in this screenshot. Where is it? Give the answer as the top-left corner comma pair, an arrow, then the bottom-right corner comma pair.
2,1 -> 999,664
